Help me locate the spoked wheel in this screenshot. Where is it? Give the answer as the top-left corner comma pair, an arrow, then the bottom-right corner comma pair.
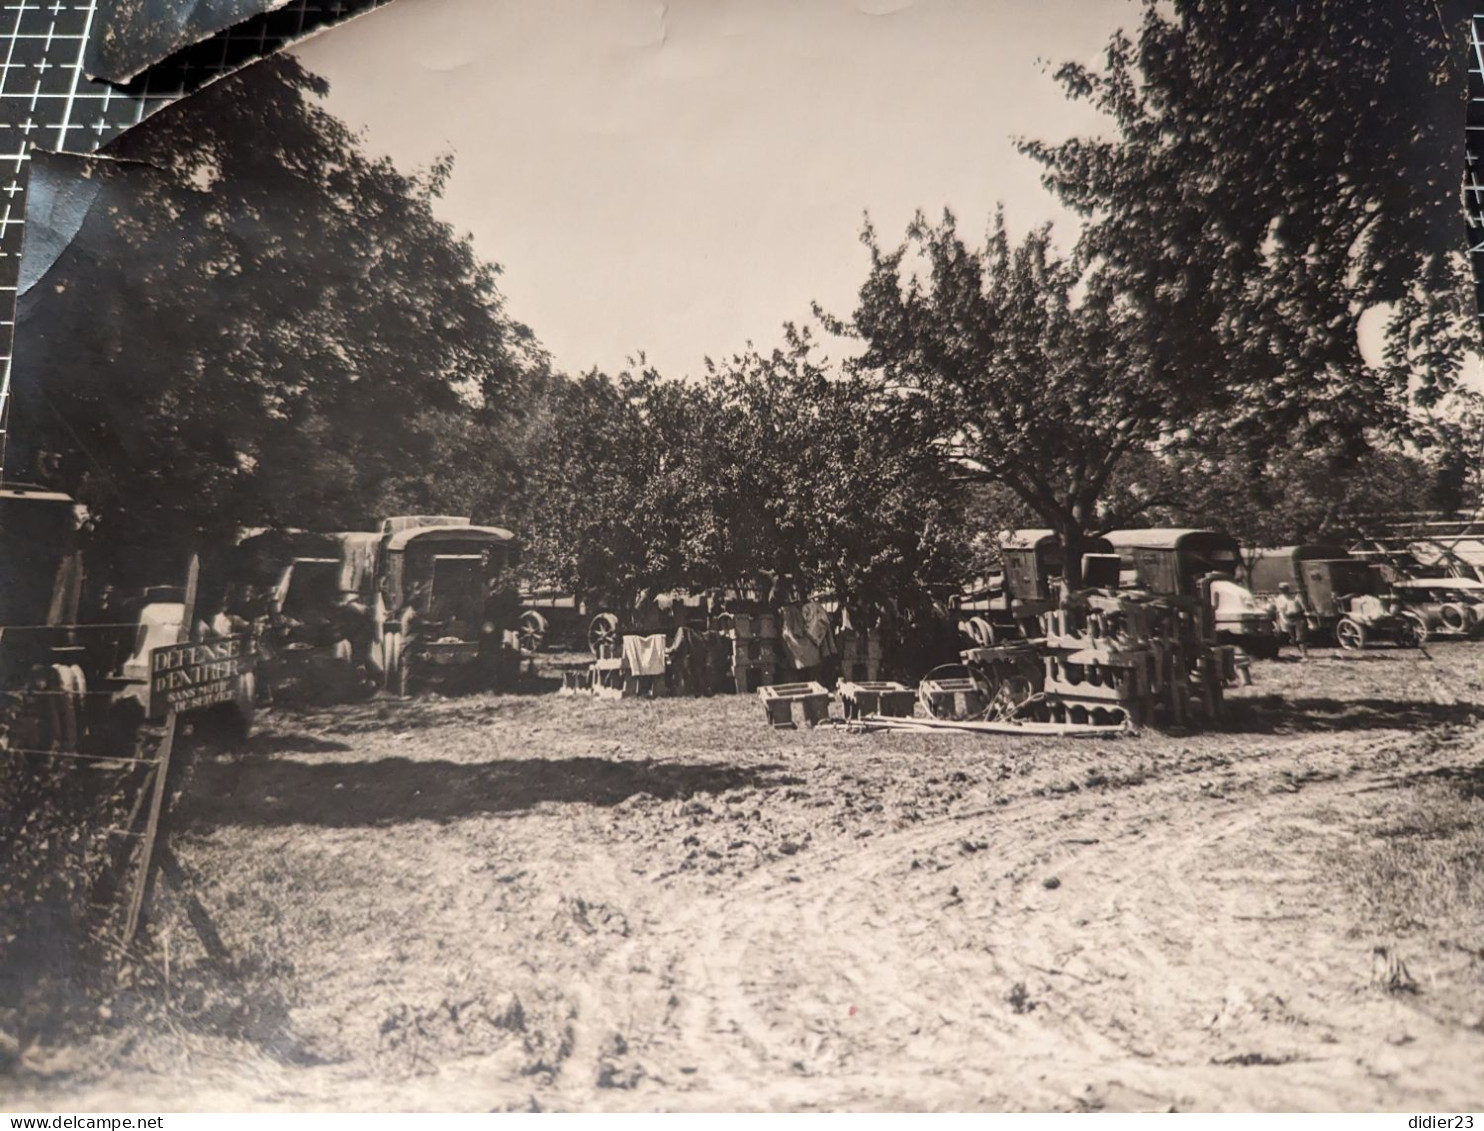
1334,617 -> 1365,651
588,612 -> 621,658
1396,615 -> 1425,650
518,609 -> 549,655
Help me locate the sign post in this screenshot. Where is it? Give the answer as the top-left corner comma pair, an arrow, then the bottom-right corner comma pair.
122,554 -> 198,944
122,555 -> 256,946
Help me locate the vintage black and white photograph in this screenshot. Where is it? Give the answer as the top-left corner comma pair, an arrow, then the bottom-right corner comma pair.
2,0 -> 1483,1114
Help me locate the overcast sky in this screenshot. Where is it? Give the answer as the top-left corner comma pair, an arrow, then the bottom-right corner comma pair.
291,0 -> 1135,379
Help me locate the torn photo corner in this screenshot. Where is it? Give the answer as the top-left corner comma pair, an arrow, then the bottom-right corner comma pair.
89,0 -> 300,84
85,0 -> 394,88
17,153 -> 106,297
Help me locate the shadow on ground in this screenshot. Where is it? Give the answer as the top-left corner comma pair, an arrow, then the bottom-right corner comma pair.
183,754 -> 800,829
1227,695 -> 1483,734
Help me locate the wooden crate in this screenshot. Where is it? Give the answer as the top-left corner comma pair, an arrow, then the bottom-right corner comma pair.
758,681 -> 831,728
838,680 -> 916,719
593,657 -> 625,699
919,675 -> 986,720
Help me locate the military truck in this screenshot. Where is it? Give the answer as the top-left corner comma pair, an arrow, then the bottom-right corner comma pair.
369,517 -> 522,695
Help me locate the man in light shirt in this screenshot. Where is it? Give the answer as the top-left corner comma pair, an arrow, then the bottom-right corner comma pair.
1270,582 -> 1310,659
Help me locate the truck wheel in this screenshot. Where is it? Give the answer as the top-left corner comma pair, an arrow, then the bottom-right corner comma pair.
1334,617 -> 1365,651
518,610 -> 548,655
588,612 -> 620,658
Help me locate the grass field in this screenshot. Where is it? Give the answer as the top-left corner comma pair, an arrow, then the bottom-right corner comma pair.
5,643 -> 1483,1112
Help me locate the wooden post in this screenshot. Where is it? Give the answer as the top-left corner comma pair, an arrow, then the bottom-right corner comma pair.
122,553 -> 198,945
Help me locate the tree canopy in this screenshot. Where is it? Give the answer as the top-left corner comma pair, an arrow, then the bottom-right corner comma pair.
833,212 -> 1169,583
519,336 -> 971,614
824,0 -> 1481,577
1022,0 -> 1477,451
11,5 -> 1483,608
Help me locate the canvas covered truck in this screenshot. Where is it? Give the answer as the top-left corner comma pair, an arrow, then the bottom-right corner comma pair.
367,516 -> 522,696
0,484 -> 254,752
957,530 -> 1117,646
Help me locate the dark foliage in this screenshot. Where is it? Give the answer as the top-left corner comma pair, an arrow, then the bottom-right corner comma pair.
12,55 -> 544,586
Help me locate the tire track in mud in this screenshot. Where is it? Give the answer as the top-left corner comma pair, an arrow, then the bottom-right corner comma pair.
644,737 -> 1484,1111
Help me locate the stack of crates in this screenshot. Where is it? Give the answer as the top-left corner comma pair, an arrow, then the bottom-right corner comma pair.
1030,592 -> 1228,728
839,628 -> 883,683
729,612 -> 779,693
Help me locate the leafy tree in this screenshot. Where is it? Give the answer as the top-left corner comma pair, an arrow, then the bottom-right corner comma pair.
833,213 -> 1168,585
701,335 -> 972,610
12,55 -> 542,584
1106,444 -> 1445,553
516,368 -> 682,603
1021,0 -> 1477,453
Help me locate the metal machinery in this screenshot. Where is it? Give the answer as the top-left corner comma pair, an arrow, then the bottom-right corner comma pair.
515,587 -> 595,655
1385,577 -> 1483,641
0,484 -> 256,751
942,531 -> 1117,722
369,516 -> 522,696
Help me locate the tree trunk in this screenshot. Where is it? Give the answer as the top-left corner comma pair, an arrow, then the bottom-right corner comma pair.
1057,523 -> 1086,590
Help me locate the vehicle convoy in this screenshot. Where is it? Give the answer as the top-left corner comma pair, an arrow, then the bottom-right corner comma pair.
1244,545 -> 1422,650
1104,528 -> 1280,657
368,516 -> 522,695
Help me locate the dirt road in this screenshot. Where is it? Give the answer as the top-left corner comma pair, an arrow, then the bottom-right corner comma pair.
8,647 -> 1484,1111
